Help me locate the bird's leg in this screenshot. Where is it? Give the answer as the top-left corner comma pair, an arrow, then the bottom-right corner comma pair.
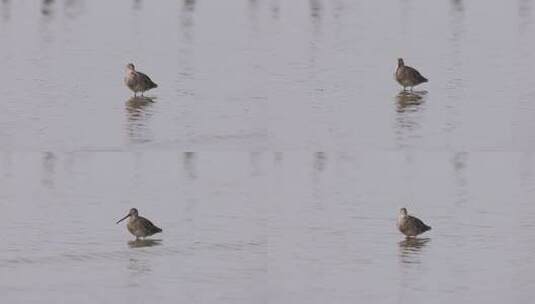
141,91 -> 144,97
134,92 -> 137,97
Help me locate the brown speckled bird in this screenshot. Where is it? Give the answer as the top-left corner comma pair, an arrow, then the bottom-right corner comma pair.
397,208 -> 431,237
124,63 -> 158,96
116,208 -> 162,240
395,58 -> 428,91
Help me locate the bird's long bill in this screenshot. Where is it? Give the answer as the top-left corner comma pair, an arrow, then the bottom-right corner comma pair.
116,214 -> 130,224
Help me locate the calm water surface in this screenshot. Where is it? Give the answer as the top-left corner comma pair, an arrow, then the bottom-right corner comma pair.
1,0 -> 535,303
2,152 -> 535,303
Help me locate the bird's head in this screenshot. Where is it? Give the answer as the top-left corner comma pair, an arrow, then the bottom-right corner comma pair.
116,208 -> 139,224
126,63 -> 135,71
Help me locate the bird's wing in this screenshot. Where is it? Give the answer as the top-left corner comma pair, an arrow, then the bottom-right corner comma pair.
406,66 -> 428,81
138,72 -> 158,88
408,215 -> 430,230
139,217 -> 162,233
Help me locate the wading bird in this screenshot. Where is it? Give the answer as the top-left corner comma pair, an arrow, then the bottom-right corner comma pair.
397,207 -> 431,237
395,58 -> 428,91
116,208 -> 162,240
124,63 -> 158,96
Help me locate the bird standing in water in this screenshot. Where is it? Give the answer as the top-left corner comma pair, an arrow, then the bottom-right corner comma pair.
116,208 -> 162,240
397,207 -> 431,237
124,63 -> 158,96
395,58 -> 428,91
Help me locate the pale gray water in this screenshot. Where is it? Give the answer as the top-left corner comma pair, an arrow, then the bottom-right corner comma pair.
1,0 -> 535,303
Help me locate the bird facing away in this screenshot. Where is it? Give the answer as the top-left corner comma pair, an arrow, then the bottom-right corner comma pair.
124,63 -> 158,96
395,58 -> 428,91
116,208 -> 162,240
397,208 -> 431,237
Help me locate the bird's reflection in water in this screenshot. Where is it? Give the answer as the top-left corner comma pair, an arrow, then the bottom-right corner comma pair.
271,0 -> 280,19
183,152 -> 197,180
183,0 -> 195,12
398,237 -> 431,263
248,0 -> 258,10
64,0 -> 85,19
125,96 -> 155,143
128,239 -> 162,248
126,96 -> 155,110
313,152 -> 327,172
126,96 -> 154,122
41,0 -> 54,16
396,90 -> 427,113
518,0 -> 533,33
309,0 -> 322,18
132,0 -> 142,10
452,152 -> 469,206
394,91 -> 427,145
274,152 -> 283,167
451,0 -> 464,12
1,0 -> 10,22
41,152 -> 56,189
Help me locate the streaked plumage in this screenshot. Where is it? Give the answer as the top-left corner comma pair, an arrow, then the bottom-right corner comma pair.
116,208 -> 162,240
397,207 -> 431,237
395,58 -> 428,90
124,63 -> 158,96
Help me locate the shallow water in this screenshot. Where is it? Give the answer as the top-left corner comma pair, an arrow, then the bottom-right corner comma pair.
1,1 -> 535,303
2,152 -> 535,303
